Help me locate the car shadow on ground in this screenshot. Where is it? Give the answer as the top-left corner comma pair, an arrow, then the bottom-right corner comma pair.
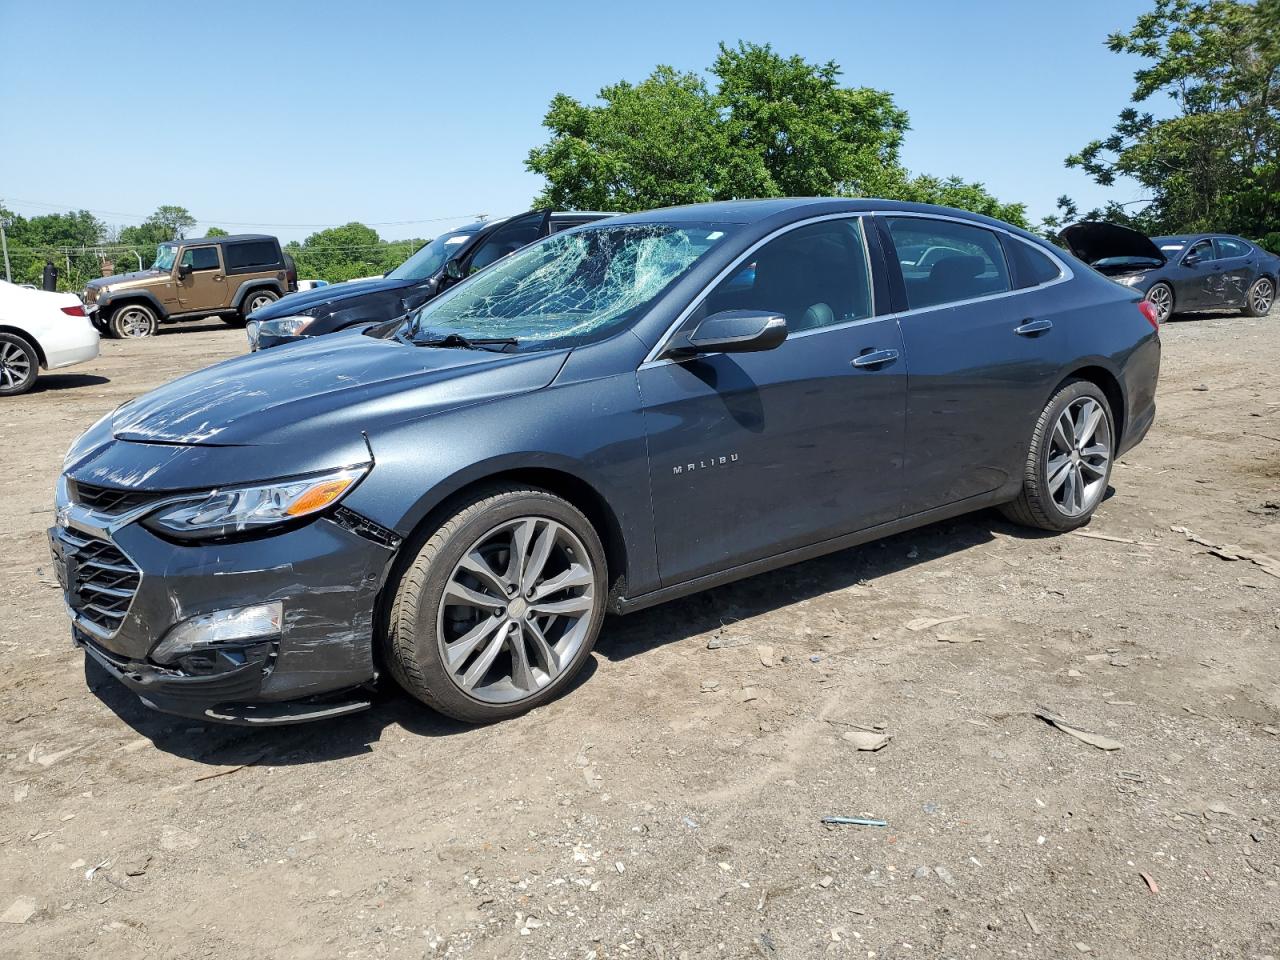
84,644 -> 601,767
596,507 -> 1067,664
30,373 -> 110,393
156,319 -> 238,335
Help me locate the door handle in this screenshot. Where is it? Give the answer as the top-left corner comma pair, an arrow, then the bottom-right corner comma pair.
1014,318 -> 1053,336
213,275 -> 223,281
850,348 -> 900,368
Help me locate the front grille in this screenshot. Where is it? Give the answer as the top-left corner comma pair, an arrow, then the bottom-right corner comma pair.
71,481 -> 159,515
57,527 -> 140,637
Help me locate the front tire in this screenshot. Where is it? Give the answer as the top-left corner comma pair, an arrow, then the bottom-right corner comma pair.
1245,277 -> 1274,317
385,485 -> 607,723
1001,380 -> 1115,532
1144,282 -> 1174,324
0,332 -> 39,396
239,289 -> 279,323
109,303 -> 158,339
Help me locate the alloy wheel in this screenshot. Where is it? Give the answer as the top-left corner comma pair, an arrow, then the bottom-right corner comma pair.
1047,397 -> 1112,517
437,516 -> 596,704
118,308 -> 154,337
248,293 -> 274,312
1251,278 -> 1274,315
1146,284 -> 1172,323
0,341 -> 33,390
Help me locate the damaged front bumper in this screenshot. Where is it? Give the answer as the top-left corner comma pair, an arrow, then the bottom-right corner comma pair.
50,485 -> 399,725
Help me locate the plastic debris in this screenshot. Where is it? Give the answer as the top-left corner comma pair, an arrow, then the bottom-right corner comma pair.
0,898 -> 36,925
841,730 -> 891,751
1139,871 -> 1159,893
905,614 -> 968,632
822,816 -> 888,827
1034,706 -> 1123,751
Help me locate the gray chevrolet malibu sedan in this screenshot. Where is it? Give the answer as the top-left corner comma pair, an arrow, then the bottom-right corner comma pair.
52,199 -> 1160,725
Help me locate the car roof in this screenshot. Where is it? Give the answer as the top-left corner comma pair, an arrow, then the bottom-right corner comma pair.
602,197 -> 1027,230
174,233 -> 277,245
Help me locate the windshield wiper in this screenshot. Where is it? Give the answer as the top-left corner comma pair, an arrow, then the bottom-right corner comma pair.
414,332 -> 519,351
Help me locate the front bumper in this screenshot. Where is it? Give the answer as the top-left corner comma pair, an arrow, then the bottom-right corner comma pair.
50,494 -> 398,724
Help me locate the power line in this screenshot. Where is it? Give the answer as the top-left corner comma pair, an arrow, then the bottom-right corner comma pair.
1,197 -> 488,229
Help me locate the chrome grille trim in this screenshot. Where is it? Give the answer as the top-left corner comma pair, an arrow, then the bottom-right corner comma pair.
55,527 -> 141,639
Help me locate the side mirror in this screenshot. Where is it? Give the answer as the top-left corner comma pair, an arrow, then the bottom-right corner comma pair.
177,263 -> 192,279
668,309 -> 788,358
1183,253 -> 1201,267
442,258 -> 464,281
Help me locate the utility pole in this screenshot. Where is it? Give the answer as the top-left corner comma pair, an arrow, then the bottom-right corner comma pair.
0,215 -> 11,283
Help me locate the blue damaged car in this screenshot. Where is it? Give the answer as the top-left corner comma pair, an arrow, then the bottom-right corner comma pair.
52,198 -> 1160,725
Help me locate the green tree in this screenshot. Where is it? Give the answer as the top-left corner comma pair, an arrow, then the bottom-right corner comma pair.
1067,0 -> 1280,247
287,222 -> 413,283
527,41 -> 1024,222
117,205 -> 200,267
205,226 -> 229,237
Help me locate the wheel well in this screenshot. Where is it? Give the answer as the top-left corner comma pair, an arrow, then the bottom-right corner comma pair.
1062,366 -> 1125,440
400,468 -> 628,597
106,297 -> 160,318
369,467 -> 629,680
0,326 -> 46,367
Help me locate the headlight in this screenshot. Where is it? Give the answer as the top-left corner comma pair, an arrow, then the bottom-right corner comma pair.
1114,273 -> 1146,287
142,466 -> 367,540
256,314 -> 316,337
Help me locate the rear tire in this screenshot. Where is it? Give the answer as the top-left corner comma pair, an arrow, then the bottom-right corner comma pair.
240,289 -> 279,323
1144,282 -> 1174,324
0,332 -> 39,396
109,303 -> 158,339
385,485 -> 607,723
1000,380 -> 1115,532
1244,277 -> 1274,317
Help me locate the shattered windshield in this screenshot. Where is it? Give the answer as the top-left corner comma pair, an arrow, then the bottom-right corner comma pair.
407,222 -> 736,348
153,244 -> 177,271
386,232 -> 477,281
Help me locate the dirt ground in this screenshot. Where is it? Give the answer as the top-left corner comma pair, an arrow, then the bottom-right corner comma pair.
1,314 -> 1278,960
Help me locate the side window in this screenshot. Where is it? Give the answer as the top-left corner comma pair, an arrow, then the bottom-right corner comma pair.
468,214 -> 546,272
1004,236 -> 1063,289
1186,239 -> 1214,263
180,246 -> 220,271
223,241 -> 281,270
1215,237 -> 1251,259
699,218 -> 873,333
887,217 -> 1010,309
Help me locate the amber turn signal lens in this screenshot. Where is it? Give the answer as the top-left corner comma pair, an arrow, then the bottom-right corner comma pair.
285,478 -> 356,517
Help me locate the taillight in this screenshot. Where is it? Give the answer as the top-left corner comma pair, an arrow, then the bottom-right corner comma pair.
1137,300 -> 1159,331
61,305 -> 86,317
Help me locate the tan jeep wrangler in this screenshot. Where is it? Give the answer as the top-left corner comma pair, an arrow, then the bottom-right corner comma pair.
83,234 -> 297,338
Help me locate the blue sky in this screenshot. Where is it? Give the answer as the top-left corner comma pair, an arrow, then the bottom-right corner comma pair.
0,0 -> 1159,243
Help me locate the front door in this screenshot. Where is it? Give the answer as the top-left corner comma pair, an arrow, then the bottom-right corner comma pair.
176,245 -> 228,312
639,217 -> 907,587
1174,239 -> 1224,310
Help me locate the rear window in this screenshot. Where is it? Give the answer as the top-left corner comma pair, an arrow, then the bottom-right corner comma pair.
1215,237 -> 1251,259
887,217 -> 1011,309
224,241 -> 280,269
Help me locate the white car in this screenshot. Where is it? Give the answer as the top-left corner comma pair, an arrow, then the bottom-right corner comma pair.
0,280 -> 100,396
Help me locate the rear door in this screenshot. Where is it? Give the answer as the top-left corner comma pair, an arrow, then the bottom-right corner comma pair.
1212,236 -> 1255,306
878,214 -> 1070,515
175,244 -> 227,311
639,215 -> 907,586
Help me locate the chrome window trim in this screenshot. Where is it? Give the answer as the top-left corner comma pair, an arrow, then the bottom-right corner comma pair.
640,210 -> 1073,368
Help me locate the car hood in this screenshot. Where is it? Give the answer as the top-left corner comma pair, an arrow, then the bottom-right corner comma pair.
85,269 -> 167,292
253,275 -> 423,319
1058,222 -> 1167,268
110,330 -> 568,448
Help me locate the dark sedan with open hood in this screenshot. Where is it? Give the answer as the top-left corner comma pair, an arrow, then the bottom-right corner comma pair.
53,198 -> 1159,726
1060,221 -> 1279,323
